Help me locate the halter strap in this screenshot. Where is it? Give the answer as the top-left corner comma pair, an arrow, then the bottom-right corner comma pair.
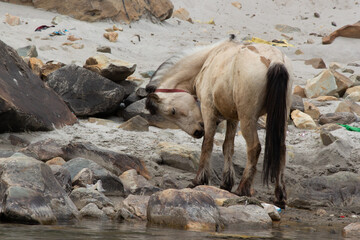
155,89 -> 188,93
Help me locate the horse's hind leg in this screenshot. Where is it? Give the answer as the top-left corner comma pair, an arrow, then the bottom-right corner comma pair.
190,113 -> 217,187
275,153 -> 287,209
220,120 -> 238,191
234,118 -> 261,196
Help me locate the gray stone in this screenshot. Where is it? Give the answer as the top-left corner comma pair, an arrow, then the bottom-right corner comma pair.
147,189 -> 223,230
291,94 -> 304,112
96,46 -> 111,53
320,130 -> 338,146
72,168 -> 94,187
63,157 -> 125,196
0,154 -> 79,224
119,169 -> 160,195
319,112 -> 358,125
49,165 -> 72,194
117,80 -> 138,98
219,205 -> 271,226
47,64 -> 125,117
119,115 -> 149,132
20,139 -> 65,161
79,203 -> 107,219
305,70 -> 337,98
16,45 -> 38,58
69,187 -> 113,210
124,194 -> 150,220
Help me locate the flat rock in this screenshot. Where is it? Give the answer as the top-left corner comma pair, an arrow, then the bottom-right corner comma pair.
47,64 -> 125,117
343,222 -> 360,238
0,154 -> 79,224
193,185 -> 239,201
291,110 -> 317,130
219,205 -> 271,226
304,58 -> 326,69
305,70 -> 337,98
147,188 -> 223,231
84,54 -> 136,83
0,40 -> 77,132
69,187 -> 113,210
157,142 -> 199,172
20,139 -> 65,161
62,157 -> 125,196
319,112 -> 358,125
344,86 -> 360,98
119,169 -> 160,195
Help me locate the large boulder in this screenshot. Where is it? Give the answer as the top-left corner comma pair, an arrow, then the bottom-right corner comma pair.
47,64 -> 125,117
0,154 -> 79,224
83,54 -> 136,83
5,0 -> 174,23
0,40 -> 77,133
147,188 -> 223,231
304,70 -> 338,98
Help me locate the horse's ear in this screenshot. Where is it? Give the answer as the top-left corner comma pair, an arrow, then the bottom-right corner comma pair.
146,93 -> 160,115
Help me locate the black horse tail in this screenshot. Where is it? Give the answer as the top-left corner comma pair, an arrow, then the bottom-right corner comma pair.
263,62 -> 289,185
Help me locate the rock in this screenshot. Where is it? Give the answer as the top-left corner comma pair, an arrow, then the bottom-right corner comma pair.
88,117 -> 115,126
342,68 -> 355,74
172,8 -> 192,23
304,58 -> 326,69
157,142 -> 199,172
79,203 -> 107,219
51,15 -> 63,25
49,165 -> 72,194
314,12 -> 320,18
69,187 -> 113,210
29,57 -> 44,76
320,130 -> 338,146
349,75 -> 360,86
119,115 -> 149,132
159,173 -> 180,189
219,205 -> 271,226
121,98 -> 179,129
123,194 -> 150,220
140,71 -> 155,78
318,123 -> 343,132
315,208 -> 327,216
194,185 -> 239,201
346,92 -> 360,102
0,154 -> 79,224
47,64 -> 125,117
72,168 -> 94,187
335,99 -> 360,116
124,92 -> 141,106
119,169 -> 160,195
291,94 -> 305,112
0,40 -> 76,132
331,21 -> 337,27
329,62 -> 343,70
117,80 -> 138,98
332,70 -> 354,97
231,2 -> 242,9
343,222 -> 360,238
291,110 -> 317,130
103,32 -> 118,42
147,189 -> 222,230
5,13 -> 20,26
17,45 -> 38,58
293,85 -> 306,98
295,49 -> 304,55
8,135 -> 30,147
97,46 -> 111,53
261,203 -> 281,221
305,70 -> 337,98
314,96 -> 338,101
63,142 -> 150,180
275,24 -> 301,33
62,157 -> 125,196
102,206 -> 117,218
344,86 -> 360,98
21,139 -> 65,161
319,112 -> 358,125
84,54 -> 136,83
40,61 -> 65,81
304,101 -> 320,120
46,157 -> 66,166
67,35 -> 82,41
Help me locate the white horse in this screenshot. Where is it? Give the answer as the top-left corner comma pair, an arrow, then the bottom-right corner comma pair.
146,36 -> 293,208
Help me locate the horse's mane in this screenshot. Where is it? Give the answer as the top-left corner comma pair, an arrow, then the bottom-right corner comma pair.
146,34 -> 236,93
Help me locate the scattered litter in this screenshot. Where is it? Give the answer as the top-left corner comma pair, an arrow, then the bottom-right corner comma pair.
35,25 -> 55,32
340,215 -> 345,218
338,124 -> 360,132
49,29 -> 68,36
86,180 -> 105,192
245,37 -> 294,47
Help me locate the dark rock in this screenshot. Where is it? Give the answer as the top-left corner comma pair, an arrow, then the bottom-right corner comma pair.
124,92 -> 141,106
69,187 -> 113,210
147,189 -> 223,230
136,87 -> 148,98
117,80 -> 137,98
291,95 -> 305,112
121,98 -> 178,129
0,40 -> 77,133
20,139 -> 65,161
16,45 -> 38,58
47,64 -> 125,117
304,58 -> 326,69
320,130 -> 337,146
8,135 -> 30,147
49,165 -> 72,194
319,112 -> 358,125
0,154 -> 79,224
119,169 -> 160,195
119,115 -> 149,132
314,12 -> 320,18
96,46 -> 111,53
62,157 -> 125,196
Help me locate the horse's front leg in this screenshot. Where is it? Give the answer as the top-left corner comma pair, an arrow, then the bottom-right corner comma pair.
234,119 -> 261,196
219,120 -> 238,191
189,113 -> 217,188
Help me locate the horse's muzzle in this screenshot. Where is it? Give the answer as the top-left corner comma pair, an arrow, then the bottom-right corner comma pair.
193,129 -> 204,138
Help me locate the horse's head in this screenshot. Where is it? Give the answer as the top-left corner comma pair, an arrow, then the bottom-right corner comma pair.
145,89 -> 204,138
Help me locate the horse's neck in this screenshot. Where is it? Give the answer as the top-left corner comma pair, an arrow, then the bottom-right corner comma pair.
159,46 -> 215,94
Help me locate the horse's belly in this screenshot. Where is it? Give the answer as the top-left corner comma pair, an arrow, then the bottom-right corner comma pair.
213,93 -> 238,120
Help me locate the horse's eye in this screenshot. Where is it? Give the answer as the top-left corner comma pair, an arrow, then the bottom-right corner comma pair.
172,108 -> 176,115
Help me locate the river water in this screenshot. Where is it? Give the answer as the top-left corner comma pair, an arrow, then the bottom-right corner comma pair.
0,221 -> 346,240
